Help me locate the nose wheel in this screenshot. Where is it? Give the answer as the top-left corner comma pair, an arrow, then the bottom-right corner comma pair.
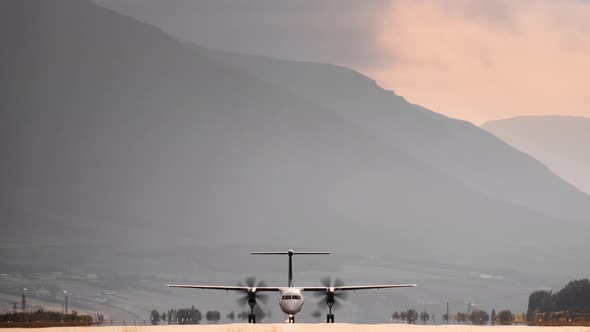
248,301 -> 256,323
288,315 -> 295,323
326,302 -> 335,323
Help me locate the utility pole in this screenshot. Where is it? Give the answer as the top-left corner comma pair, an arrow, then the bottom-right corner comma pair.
22,288 -> 27,313
467,302 -> 474,315
446,302 -> 449,324
62,290 -> 68,314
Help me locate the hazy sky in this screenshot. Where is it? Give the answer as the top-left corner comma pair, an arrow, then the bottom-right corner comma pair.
96,0 -> 590,124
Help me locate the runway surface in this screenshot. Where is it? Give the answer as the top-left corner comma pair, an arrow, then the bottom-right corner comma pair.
2,325 -> 589,332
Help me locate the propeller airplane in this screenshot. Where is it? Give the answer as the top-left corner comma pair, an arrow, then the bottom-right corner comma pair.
167,250 -> 416,323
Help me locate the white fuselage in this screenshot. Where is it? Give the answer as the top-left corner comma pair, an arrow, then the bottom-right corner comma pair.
278,288 -> 304,315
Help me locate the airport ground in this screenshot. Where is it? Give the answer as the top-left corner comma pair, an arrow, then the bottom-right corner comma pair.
2,324 -> 590,332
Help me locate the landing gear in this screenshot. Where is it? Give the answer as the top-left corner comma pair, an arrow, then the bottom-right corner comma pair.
248,298 -> 256,323
288,315 -> 295,323
327,302 -> 335,323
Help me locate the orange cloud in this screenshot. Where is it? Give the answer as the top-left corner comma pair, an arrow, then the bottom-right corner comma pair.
362,0 -> 590,124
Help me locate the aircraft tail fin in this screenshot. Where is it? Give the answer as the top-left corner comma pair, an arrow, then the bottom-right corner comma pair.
251,251 -> 331,255
250,250 -> 330,287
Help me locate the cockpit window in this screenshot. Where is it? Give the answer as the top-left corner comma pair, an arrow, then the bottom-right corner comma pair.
282,295 -> 292,300
292,295 -> 301,300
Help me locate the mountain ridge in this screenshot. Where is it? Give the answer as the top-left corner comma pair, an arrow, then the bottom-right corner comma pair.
483,115 -> 590,195
204,47 -> 590,221
1,0 -> 588,277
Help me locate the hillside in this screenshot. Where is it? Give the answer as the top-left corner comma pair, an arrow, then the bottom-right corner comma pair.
2,0 -> 588,272
206,50 -> 590,222
1,0 -> 589,297
483,116 -> 590,195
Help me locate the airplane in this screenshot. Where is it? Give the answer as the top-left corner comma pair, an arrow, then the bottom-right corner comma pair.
167,250 -> 416,323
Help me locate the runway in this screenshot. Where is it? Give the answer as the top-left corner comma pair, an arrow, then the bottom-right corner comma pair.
2,324 -> 588,332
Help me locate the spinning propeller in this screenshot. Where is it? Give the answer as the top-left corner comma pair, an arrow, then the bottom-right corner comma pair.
236,277 -> 269,308
313,277 -> 349,310
312,277 -> 349,323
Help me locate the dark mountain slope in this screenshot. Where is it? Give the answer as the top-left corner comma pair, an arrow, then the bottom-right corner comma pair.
0,0 -> 587,275
206,51 -> 590,222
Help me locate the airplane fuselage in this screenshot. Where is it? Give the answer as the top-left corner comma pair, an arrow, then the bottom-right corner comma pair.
278,288 -> 304,315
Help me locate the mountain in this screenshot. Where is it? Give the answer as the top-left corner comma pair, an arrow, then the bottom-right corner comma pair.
204,50 -> 590,223
1,0 -> 589,287
483,116 -> 590,195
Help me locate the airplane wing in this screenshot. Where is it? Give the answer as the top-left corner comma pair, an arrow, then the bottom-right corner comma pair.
166,284 -> 282,292
301,284 -> 417,292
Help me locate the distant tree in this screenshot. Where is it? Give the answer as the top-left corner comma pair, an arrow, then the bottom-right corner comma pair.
203,310 -> 220,323
463,312 -> 471,324
205,311 -> 220,323
192,307 -> 202,324
554,279 -> 590,312
161,312 -> 166,324
190,305 -> 201,324
498,310 -> 514,325
167,310 -> 173,324
420,311 -> 429,324
0,309 -> 94,326
442,313 -> 449,324
431,313 -> 436,324
526,279 -> 590,322
226,311 -> 235,321
237,311 -> 248,321
392,311 -> 400,322
491,309 -> 496,325
407,309 -> 418,324
173,306 -> 201,324
177,309 -> 186,324
470,309 -> 489,325
528,290 -> 552,319
150,310 -> 160,325
399,311 -> 407,322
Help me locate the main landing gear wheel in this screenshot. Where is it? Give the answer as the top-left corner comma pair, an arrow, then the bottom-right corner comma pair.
237,277 -> 268,324
315,277 -> 346,324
